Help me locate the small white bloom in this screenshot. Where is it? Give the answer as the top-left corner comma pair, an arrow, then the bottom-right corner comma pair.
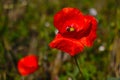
89,8 -> 97,16
55,29 -> 58,35
98,45 -> 105,52
68,77 -> 72,80
45,22 -> 50,27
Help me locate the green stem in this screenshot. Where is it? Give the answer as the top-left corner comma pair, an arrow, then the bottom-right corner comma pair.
21,76 -> 24,80
73,56 -> 83,78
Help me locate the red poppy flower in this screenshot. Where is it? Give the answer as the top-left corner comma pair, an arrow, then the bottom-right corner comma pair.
49,7 -> 97,56
17,55 -> 39,76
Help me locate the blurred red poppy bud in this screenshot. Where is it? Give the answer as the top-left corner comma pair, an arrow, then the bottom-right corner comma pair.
17,55 -> 39,76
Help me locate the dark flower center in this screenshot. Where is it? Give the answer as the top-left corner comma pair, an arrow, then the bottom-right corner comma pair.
66,26 -> 75,32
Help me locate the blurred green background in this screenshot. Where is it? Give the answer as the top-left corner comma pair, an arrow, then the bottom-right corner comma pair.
0,0 -> 120,80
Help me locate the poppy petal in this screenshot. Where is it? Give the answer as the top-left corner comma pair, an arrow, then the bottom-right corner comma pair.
54,7 -> 83,32
80,15 -> 97,47
49,33 -> 84,56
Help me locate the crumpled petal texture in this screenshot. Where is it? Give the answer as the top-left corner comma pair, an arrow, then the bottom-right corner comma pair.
50,34 -> 84,56
17,55 -> 38,76
50,7 -> 97,56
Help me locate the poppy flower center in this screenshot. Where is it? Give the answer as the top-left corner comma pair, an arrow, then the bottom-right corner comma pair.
66,27 -> 75,32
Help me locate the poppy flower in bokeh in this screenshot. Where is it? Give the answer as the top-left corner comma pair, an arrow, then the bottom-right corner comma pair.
49,7 -> 97,56
17,55 -> 39,76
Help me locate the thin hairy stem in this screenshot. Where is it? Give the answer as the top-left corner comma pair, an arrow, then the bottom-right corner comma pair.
73,56 -> 83,78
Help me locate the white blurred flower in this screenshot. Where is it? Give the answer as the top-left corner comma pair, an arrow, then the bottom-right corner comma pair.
55,29 -> 58,34
89,8 -> 97,16
68,77 -> 72,80
98,45 -> 105,52
45,22 -> 50,27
